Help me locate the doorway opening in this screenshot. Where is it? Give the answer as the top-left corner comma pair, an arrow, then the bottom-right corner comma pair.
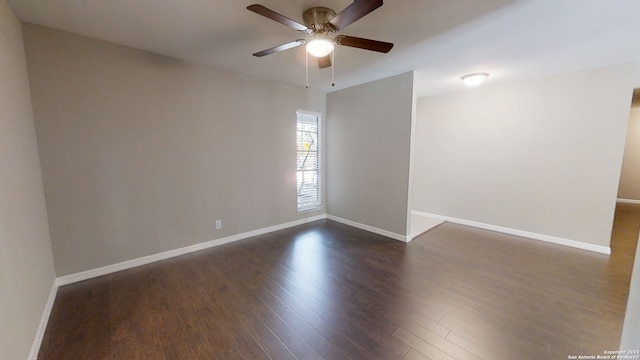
613,88 -> 640,348
613,88 -> 640,266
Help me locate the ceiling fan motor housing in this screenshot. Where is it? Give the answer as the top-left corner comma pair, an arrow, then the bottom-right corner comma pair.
303,7 -> 337,32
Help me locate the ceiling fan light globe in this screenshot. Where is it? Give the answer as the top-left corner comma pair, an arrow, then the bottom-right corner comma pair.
306,38 -> 334,57
461,72 -> 489,87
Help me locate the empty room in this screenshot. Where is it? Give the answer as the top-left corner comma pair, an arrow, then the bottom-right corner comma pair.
2,0 -> 640,359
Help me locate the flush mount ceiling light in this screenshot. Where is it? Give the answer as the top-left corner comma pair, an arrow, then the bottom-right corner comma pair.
306,36 -> 334,58
461,72 -> 489,87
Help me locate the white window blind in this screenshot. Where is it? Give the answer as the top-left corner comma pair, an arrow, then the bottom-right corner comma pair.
296,111 -> 321,211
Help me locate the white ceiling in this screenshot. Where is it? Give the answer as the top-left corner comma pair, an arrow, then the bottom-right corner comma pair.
9,0 -> 640,97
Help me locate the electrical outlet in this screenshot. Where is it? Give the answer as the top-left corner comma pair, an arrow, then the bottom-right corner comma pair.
215,220 -> 222,229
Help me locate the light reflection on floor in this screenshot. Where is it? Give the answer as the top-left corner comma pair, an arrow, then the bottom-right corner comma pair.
288,230 -> 331,294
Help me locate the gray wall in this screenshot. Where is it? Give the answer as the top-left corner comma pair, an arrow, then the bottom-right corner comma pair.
23,24 -> 326,276
0,3 -> 56,359
413,63 -> 639,248
326,72 -> 414,237
618,107 -> 640,200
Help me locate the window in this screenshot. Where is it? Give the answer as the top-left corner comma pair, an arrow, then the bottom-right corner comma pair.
296,111 -> 321,211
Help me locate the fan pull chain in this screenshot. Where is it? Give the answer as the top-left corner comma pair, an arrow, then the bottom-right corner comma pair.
331,49 -> 335,87
305,51 -> 309,88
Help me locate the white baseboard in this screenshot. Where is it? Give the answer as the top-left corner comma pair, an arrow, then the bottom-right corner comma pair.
326,215 -> 409,242
56,213 -> 410,287
28,281 -> 58,360
617,198 -> 640,205
410,212 -> 445,240
412,210 -> 611,255
56,214 -> 327,286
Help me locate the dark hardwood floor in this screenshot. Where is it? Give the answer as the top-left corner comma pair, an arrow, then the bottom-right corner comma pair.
38,209 -> 639,360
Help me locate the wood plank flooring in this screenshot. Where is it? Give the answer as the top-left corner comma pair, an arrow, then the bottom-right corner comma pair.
38,210 -> 638,359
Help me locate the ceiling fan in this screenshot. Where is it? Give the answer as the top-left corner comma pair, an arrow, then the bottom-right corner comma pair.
247,0 -> 393,85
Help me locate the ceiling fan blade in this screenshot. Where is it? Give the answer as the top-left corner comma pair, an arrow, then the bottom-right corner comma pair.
335,35 -> 393,53
247,4 -> 309,32
329,0 -> 383,31
253,39 -> 305,57
317,55 -> 331,69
